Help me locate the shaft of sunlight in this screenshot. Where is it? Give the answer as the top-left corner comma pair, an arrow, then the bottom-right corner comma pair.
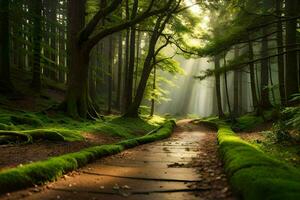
184,0 -> 201,14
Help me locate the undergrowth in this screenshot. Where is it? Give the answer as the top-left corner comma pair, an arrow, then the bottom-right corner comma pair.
0,107 -> 166,144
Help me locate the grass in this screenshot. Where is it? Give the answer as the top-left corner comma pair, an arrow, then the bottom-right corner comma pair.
216,122 -> 300,200
0,120 -> 175,194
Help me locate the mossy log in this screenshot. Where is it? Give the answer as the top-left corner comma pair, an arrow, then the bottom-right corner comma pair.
0,131 -> 32,143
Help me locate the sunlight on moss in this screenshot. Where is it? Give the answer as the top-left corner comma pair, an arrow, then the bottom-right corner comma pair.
0,108 -> 168,144
216,122 -> 300,200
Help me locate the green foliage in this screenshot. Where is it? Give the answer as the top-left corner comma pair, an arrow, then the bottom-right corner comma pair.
281,96 -> 300,130
196,52 -> 249,80
272,122 -> 293,142
271,95 -> 300,142
216,123 -> 300,200
10,115 -> 44,127
232,110 -> 275,131
143,53 -> 184,108
0,120 -> 175,194
232,114 -> 264,131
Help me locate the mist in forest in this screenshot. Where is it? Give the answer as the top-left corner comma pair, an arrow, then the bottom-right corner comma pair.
155,55 -> 255,117
155,56 -> 214,117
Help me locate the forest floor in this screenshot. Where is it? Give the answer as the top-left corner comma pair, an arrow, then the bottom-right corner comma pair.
0,133 -> 121,171
0,90 -> 163,172
238,122 -> 300,168
1,119 -> 235,200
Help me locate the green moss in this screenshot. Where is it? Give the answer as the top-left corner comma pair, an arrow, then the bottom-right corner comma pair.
0,120 -> 176,194
233,114 -> 264,131
0,123 -> 13,130
216,123 -> 300,200
232,110 -> 276,131
0,129 -> 84,142
25,129 -> 83,142
0,108 -> 168,144
10,115 -> 44,127
0,144 -> 124,193
86,116 -> 164,139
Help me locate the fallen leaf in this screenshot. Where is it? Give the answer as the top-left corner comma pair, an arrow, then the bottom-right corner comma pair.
113,184 -> 120,190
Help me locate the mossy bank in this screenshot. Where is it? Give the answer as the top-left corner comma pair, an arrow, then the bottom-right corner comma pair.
216,121 -> 300,200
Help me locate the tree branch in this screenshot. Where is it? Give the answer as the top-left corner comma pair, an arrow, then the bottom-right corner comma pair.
79,0 -> 122,44
85,0 -> 173,50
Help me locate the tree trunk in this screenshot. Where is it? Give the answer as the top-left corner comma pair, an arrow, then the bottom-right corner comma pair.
63,0 -> 171,118
214,55 -> 224,118
117,31 -> 123,111
124,16 -> 165,117
64,48 -> 91,118
260,27 -> 272,109
276,0 -> 286,105
49,0 -> 58,81
269,60 -> 276,104
124,52 -> 154,117
124,0 -> 138,110
134,28 -> 141,95
285,0 -> 299,102
58,0 -> 67,83
123,0 -> 130,111
223,54 -> 233,119
43,0 -> 50,78
0,0 -> 13,93
107,35 -> 113,114
233,46 -> 239,117
89,67 -> 96,101
150,65 -> 156,117
62,0 -> 92,118
248,39 -> 258,109
30,0 -> 42,92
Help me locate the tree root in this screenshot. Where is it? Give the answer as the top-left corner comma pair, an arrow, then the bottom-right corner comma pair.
0,131 -> 32,144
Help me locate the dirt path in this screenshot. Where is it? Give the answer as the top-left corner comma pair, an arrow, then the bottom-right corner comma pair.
1,120 -> 235,200
0,134 -> 120,171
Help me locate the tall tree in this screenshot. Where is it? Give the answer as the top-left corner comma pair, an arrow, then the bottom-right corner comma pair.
62,0 -> 173,118
125,2 -> 180,117
248,37 -> 258,109
123,0 -> 130,112
124,0 -> 138,110
223,53 -> 232,118
233,45 -> 239,116
117,31 -> 123,111
214,55 -> 224,118
0,0 -> 13,93
260,27 -> 272,109
285,0 -> 299,102
30,0 -> 43,91
63,0 -> 87,117
107,35 -> 113,114
150,65 -> 156,116
48,0 -> 58,81
276,0 -> 285,105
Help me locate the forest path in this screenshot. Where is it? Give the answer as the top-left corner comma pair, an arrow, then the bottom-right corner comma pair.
2,120 -> 235,200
